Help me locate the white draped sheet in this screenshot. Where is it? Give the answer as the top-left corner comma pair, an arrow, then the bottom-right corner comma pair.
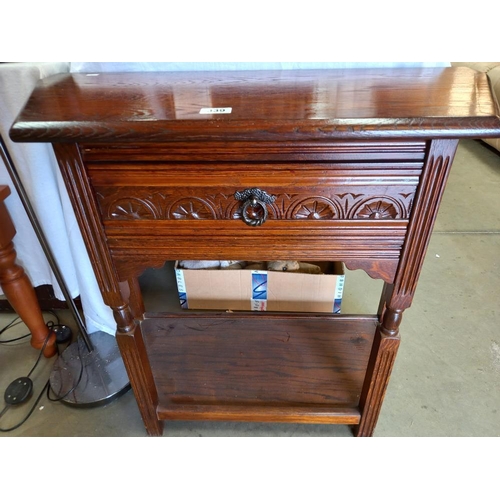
0,62 -> 115,334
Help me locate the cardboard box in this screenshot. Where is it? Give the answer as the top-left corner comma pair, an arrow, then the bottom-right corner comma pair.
175,262 -> 345,313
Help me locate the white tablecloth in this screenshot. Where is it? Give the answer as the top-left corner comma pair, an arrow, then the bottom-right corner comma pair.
0,62 -> 115,334
70,62 -> 449,72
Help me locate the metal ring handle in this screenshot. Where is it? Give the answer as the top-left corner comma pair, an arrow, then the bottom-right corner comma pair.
241,197 -> 268,226
235,188 -> 275,227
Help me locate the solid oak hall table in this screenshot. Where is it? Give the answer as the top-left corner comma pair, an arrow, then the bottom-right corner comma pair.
10,67 -> 500,436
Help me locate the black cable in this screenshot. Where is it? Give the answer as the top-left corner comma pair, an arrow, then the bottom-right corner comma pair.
0,328 -> 52,432
46,336 -> 84,402
0,380 -> 50,432
0,333 -> 31,343
0,317 -> 26,342
0,311 -> 61,344
0,316 -> 23,334
46,310 -> 60,325
0,312 -> 82,432
0,319 -> 64,432
26,335 -> 50,378
10,319 -> 72,374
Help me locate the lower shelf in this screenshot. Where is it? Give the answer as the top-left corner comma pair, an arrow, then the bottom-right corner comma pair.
157,403 -> 361,425
141,312 -> 378,424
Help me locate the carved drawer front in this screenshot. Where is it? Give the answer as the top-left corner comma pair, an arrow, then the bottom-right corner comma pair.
84,143 -> 425,280
90,165 -> 420,223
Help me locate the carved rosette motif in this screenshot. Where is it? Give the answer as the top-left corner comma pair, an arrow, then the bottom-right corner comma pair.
110,198 -> 159,220
168,198 -> 216,220
98,189 -> 415,221
350,197 -> 404,220
289,197 -> 340,220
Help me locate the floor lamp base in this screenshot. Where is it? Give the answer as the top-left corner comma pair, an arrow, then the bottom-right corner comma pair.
49,331 -> 130,407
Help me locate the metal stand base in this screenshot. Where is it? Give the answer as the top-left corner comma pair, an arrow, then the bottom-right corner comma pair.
49,331 -> 130,408
1,135 -> 130,410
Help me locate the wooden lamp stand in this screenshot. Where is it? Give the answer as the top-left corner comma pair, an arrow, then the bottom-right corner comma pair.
0,185 -> 57,357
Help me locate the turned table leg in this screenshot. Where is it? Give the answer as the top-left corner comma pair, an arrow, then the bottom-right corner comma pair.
0,186 -> 57,357
355,307 -> 401,436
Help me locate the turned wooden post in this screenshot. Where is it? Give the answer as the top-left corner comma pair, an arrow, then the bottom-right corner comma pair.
53,145 -> 163,436
355,308 -> 401,436
355,139 -> 459,436
0,185 -> 57,357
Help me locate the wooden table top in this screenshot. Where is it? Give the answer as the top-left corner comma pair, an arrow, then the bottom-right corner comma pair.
10,67 -> 500,143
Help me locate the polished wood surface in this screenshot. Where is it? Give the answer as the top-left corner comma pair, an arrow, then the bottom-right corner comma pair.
10,67 -> 500,143
143,313 -> 377,418
10,68 -> 500,436
0,186 -> 57,357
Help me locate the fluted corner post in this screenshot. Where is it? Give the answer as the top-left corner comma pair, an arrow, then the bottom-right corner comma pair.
52,144 -> 163,437
357,285 -> 403,438
355,139 -> 459,437
112,301 -> 163,437
355,308 -> 401,437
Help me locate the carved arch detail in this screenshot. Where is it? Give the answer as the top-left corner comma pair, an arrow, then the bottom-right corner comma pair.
167,197 -> 217,220
349,196 -> 407,220
108,197 -> 159,220
287,196 -> 343,220
95,187 -> 416,222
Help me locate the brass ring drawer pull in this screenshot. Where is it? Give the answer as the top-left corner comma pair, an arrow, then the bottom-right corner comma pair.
234,188 -> 276,226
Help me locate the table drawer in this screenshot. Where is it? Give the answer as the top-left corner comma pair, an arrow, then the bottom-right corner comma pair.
91,164 -> 420,223
90,163 -> 416,283
84,146 -> 424,282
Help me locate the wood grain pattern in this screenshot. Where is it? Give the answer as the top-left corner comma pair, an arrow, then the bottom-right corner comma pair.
10,68 -> 500,437
106,221 -> 406,284
81,140 -> 428,163
157,404 -> 361,425
10,68 -> 500,143
355,330 -> 400,436
143,313 -> 377,423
